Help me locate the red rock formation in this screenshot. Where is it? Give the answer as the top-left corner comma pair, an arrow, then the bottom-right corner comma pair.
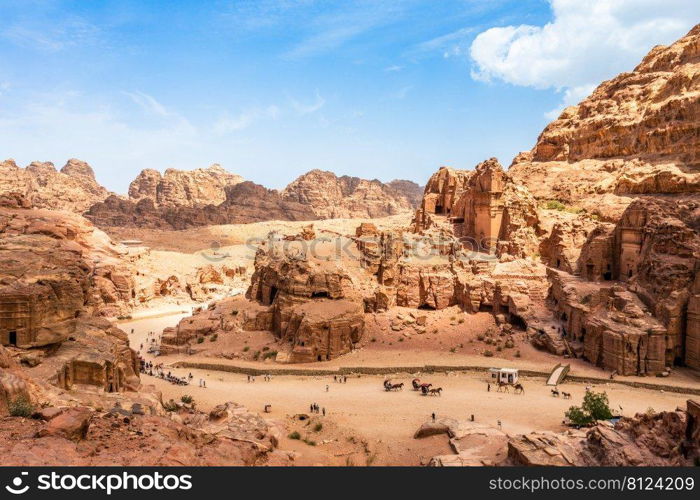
0,159 -> 110,213
86,181 -> 318,229
509,24 -> 700,218
507,401 -> 700,466
281,169 -> 416,218
128,164 -> 244,207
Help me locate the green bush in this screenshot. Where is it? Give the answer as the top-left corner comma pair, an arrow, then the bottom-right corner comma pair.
303,439 -> 317,446
243,346 -> 250,352
180,395 -> 193,404
196,337 -> 204,344
483,350 -> 494,357
313,423 -> 323,432
262,350 -> 278,360
8,396 -> 34,417
210,334 -> 218,342
565,391 -> 614,426
545,200 -> 566,211
288,431 -> 301,440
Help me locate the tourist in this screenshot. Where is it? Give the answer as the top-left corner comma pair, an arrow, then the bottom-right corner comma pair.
326,384 -> 329,392
431,412 -> 436,422
487,383 -> 490,392
322,408 -> 326,416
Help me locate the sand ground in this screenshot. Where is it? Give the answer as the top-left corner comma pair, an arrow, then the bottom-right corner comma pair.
120,311 -> 699,466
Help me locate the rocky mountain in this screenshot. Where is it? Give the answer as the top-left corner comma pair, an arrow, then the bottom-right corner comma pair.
0,158 -> 110,213
281,169 -> 419,219
128,164 -> 244,208
509,24 -> 700,220
86,181 -> 318,230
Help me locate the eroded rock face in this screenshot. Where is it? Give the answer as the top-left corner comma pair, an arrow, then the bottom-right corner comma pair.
0,402 -> 284,466
509,24 -> 700,218
0,205 -> 136,349
0,159 -> 110,214
87,182 -> 318,230
128,164 -> 244,208
281,169 -> 417,219
507,401 -> 700,466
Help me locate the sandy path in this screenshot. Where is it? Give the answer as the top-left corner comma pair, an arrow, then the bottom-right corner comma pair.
119,310 -> 698,465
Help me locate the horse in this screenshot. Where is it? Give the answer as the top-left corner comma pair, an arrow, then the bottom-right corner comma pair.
420,384 -> 432,395
551,388 -> 560,397
390,383 -> 404,391
412,378 -> 421,391
561,391 -> 571,399
496,382 -> 509,393
428,387 -> 442,396
514,383 -> 524,394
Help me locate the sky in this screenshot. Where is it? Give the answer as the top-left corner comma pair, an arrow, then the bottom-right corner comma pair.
0,0 -> 698,194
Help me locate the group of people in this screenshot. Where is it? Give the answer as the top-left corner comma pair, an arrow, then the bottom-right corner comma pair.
140,360 -> 190,386
309,403 -> 326,416
246,374 -> 273,382
333,375 -> 348,383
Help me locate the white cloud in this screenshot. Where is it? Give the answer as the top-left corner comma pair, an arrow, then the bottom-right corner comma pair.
123,91 -> 171,117
289,90 -> 326,115
3,17 -> 100,52
213,105 -> 280,135
384,65 -> 403,72
469,0 -> 700,116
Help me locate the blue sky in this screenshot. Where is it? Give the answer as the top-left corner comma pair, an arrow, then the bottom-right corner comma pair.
1,0 -> 698,193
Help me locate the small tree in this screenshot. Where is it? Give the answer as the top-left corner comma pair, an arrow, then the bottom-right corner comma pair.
565,391 -> 613,426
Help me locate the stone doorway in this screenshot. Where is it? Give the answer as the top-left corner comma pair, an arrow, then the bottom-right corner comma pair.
8,330 -> 17,346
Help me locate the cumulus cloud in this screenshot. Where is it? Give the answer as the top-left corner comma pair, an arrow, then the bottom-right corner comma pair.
469,0 -> 700,116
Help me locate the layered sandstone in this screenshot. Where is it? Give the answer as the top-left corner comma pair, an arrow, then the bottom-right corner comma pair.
128,164 -> 244,207
509,24 -> 700,218
87,181 -> 318,230
0,159 -> 110,213
507,401 -> 700,466
281,169 -> 417,218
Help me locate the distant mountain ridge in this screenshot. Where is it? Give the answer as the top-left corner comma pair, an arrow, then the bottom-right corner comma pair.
0,159 -> 423,228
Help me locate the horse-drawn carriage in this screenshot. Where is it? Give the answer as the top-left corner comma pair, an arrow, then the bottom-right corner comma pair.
411,378 -> 442,396
488,368 -> 524,394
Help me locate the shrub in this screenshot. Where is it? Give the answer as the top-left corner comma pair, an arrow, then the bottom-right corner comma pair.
449,347 -> 456,353
288,431 -> 301,440
458,318 -> 465,324
196,337 -> 204,344
252,350 -> 261,360
313,423 -> 323,432
262,350 -> 278,360
8,396 -> 34,417
514,350 -> 521,358
565,391 -> 614,425
262,346 -> 270,351
163,399 -> 178,412
210,334 -> 218,342
370,337 -> 377,343
243,346 -> 250,352
303,439 -> 317,446
180,395 -> 193,404
545,200 -> 566,211
483,350 -> 494,357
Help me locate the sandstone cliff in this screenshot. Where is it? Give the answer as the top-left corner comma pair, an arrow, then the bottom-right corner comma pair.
128,164 -> 244,207
0,159 -> 110,213
281,169 -> 418,218
509,24 -> 700,219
